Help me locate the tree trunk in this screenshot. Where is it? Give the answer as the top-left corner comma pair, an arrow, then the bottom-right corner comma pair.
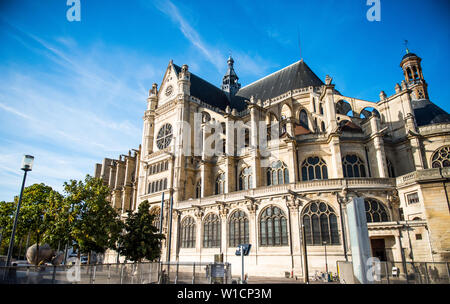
36,233 -> 40,266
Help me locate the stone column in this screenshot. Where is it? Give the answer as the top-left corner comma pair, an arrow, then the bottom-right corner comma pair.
329,136 -> 343,178
249,104 -> 261,188
287,140 -> 298,183
108,163 -> 117,189
370,116 -> 388,178
219,204 -> 229,255
121,186 -> 132,213
194,208 -> 204,256
225,115 -> 235,193
287,197 -> 302,276
246,200 -> 258,266
172,210 -> 181,261
324,82 -> 338,132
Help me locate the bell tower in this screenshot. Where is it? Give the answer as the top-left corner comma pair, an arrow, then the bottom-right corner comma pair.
221,55 -> 241,100
400,46 -> 428,100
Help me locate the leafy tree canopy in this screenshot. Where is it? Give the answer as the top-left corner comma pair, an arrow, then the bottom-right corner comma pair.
119,200 -> 164,262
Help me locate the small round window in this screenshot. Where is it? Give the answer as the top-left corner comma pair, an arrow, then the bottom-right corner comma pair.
156,123 -> 173,150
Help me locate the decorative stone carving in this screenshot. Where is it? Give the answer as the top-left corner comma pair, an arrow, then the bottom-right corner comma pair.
193,206 -> 204,219
387,189 -> 400,208
218,202 -> 229,218
150,83 -> 158,96
325,75 -> 333,85
244,197 -> 259,214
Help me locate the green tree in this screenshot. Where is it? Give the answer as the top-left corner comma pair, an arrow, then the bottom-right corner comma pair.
119,200 -> 164,262
0,201 -> 15,255
16,183 -> 62,263
64,175 -> 123,263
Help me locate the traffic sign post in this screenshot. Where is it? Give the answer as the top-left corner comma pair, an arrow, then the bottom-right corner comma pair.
235,244 -> 251,284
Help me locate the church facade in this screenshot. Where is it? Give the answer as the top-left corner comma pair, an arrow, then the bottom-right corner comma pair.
95,50 -> 450,277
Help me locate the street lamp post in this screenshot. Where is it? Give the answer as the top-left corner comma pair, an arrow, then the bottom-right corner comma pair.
5,155 -> 34,267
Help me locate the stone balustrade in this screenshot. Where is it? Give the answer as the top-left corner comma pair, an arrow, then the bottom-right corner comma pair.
396,167 -> 450,187
177,177 -> 396,209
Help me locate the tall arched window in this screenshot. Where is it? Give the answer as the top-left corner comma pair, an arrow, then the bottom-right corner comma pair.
180,216 -> 196,248
229,210 -> 249,247
431,146 -> 450,168
215,173 -> 225,194
244,128 -> 250,148
267,161 -> 289,186
259,206 -> 288,246
321,121 -> 326,132
150,207 -> 161,231
342,154 -> 367,178
387,159 -> 396,178
319,104 -> 324,115
302,201 -> 339,245
203,213 -> 221,248
301,157 -> 328,181
365,198 -> 390,223
239,167 -> 253,190
195,180 -> 201,199
280,115 -> 287,135
299,110 -> 309,129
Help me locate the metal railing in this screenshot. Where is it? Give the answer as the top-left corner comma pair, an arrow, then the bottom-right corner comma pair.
0,261 -> 232,285
337,261 -> 450,284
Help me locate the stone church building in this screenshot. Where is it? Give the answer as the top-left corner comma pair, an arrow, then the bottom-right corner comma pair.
95,49 -> 450,277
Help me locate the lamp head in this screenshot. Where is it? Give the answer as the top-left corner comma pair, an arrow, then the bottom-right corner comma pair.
21,155 -> 34,171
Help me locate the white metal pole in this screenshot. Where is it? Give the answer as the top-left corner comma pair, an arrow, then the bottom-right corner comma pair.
241,245 -> 244,283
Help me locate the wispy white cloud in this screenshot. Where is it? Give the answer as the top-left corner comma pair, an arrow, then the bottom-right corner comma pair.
0,23 -> 156,201
154,0 -> 225,72
0,102 -> 33,120
151,0 -> 277,83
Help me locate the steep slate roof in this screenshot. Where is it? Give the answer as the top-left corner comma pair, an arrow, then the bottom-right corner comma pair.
173,64 -> 231,111
411,99 -> 450,127
235,60 -> 324,102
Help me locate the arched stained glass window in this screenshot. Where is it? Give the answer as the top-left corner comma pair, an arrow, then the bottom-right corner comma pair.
387,159 -> 396,178
215,173 -> 226,195
299,110 -> 309,129
150,206 -> 161,231
302,201 -> 339,245
301,157 -> 328,181
228,210 -> 249,247
195,180 -> 201,199
203,213 -> 221,248
181,216 -> 196,248
431,146 -> 450,168
239,167 -> 253,190
259,206 -> 288,247
342,155 -> 367,178
364,198 -> 390,223
267,161 -> 289,186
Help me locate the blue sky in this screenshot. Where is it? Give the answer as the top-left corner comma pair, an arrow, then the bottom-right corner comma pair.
0,0 -> 449,201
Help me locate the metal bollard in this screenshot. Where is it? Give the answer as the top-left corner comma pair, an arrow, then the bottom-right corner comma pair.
192,263 -> 195,284
52,265 -> 57,284
92,265 -> 96,284
107,264 -> 111,284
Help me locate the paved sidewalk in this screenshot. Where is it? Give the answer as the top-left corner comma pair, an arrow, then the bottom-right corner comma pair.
233,276 -> 340,284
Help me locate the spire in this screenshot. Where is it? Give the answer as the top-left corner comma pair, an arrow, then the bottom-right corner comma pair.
221,55 -> 241,100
